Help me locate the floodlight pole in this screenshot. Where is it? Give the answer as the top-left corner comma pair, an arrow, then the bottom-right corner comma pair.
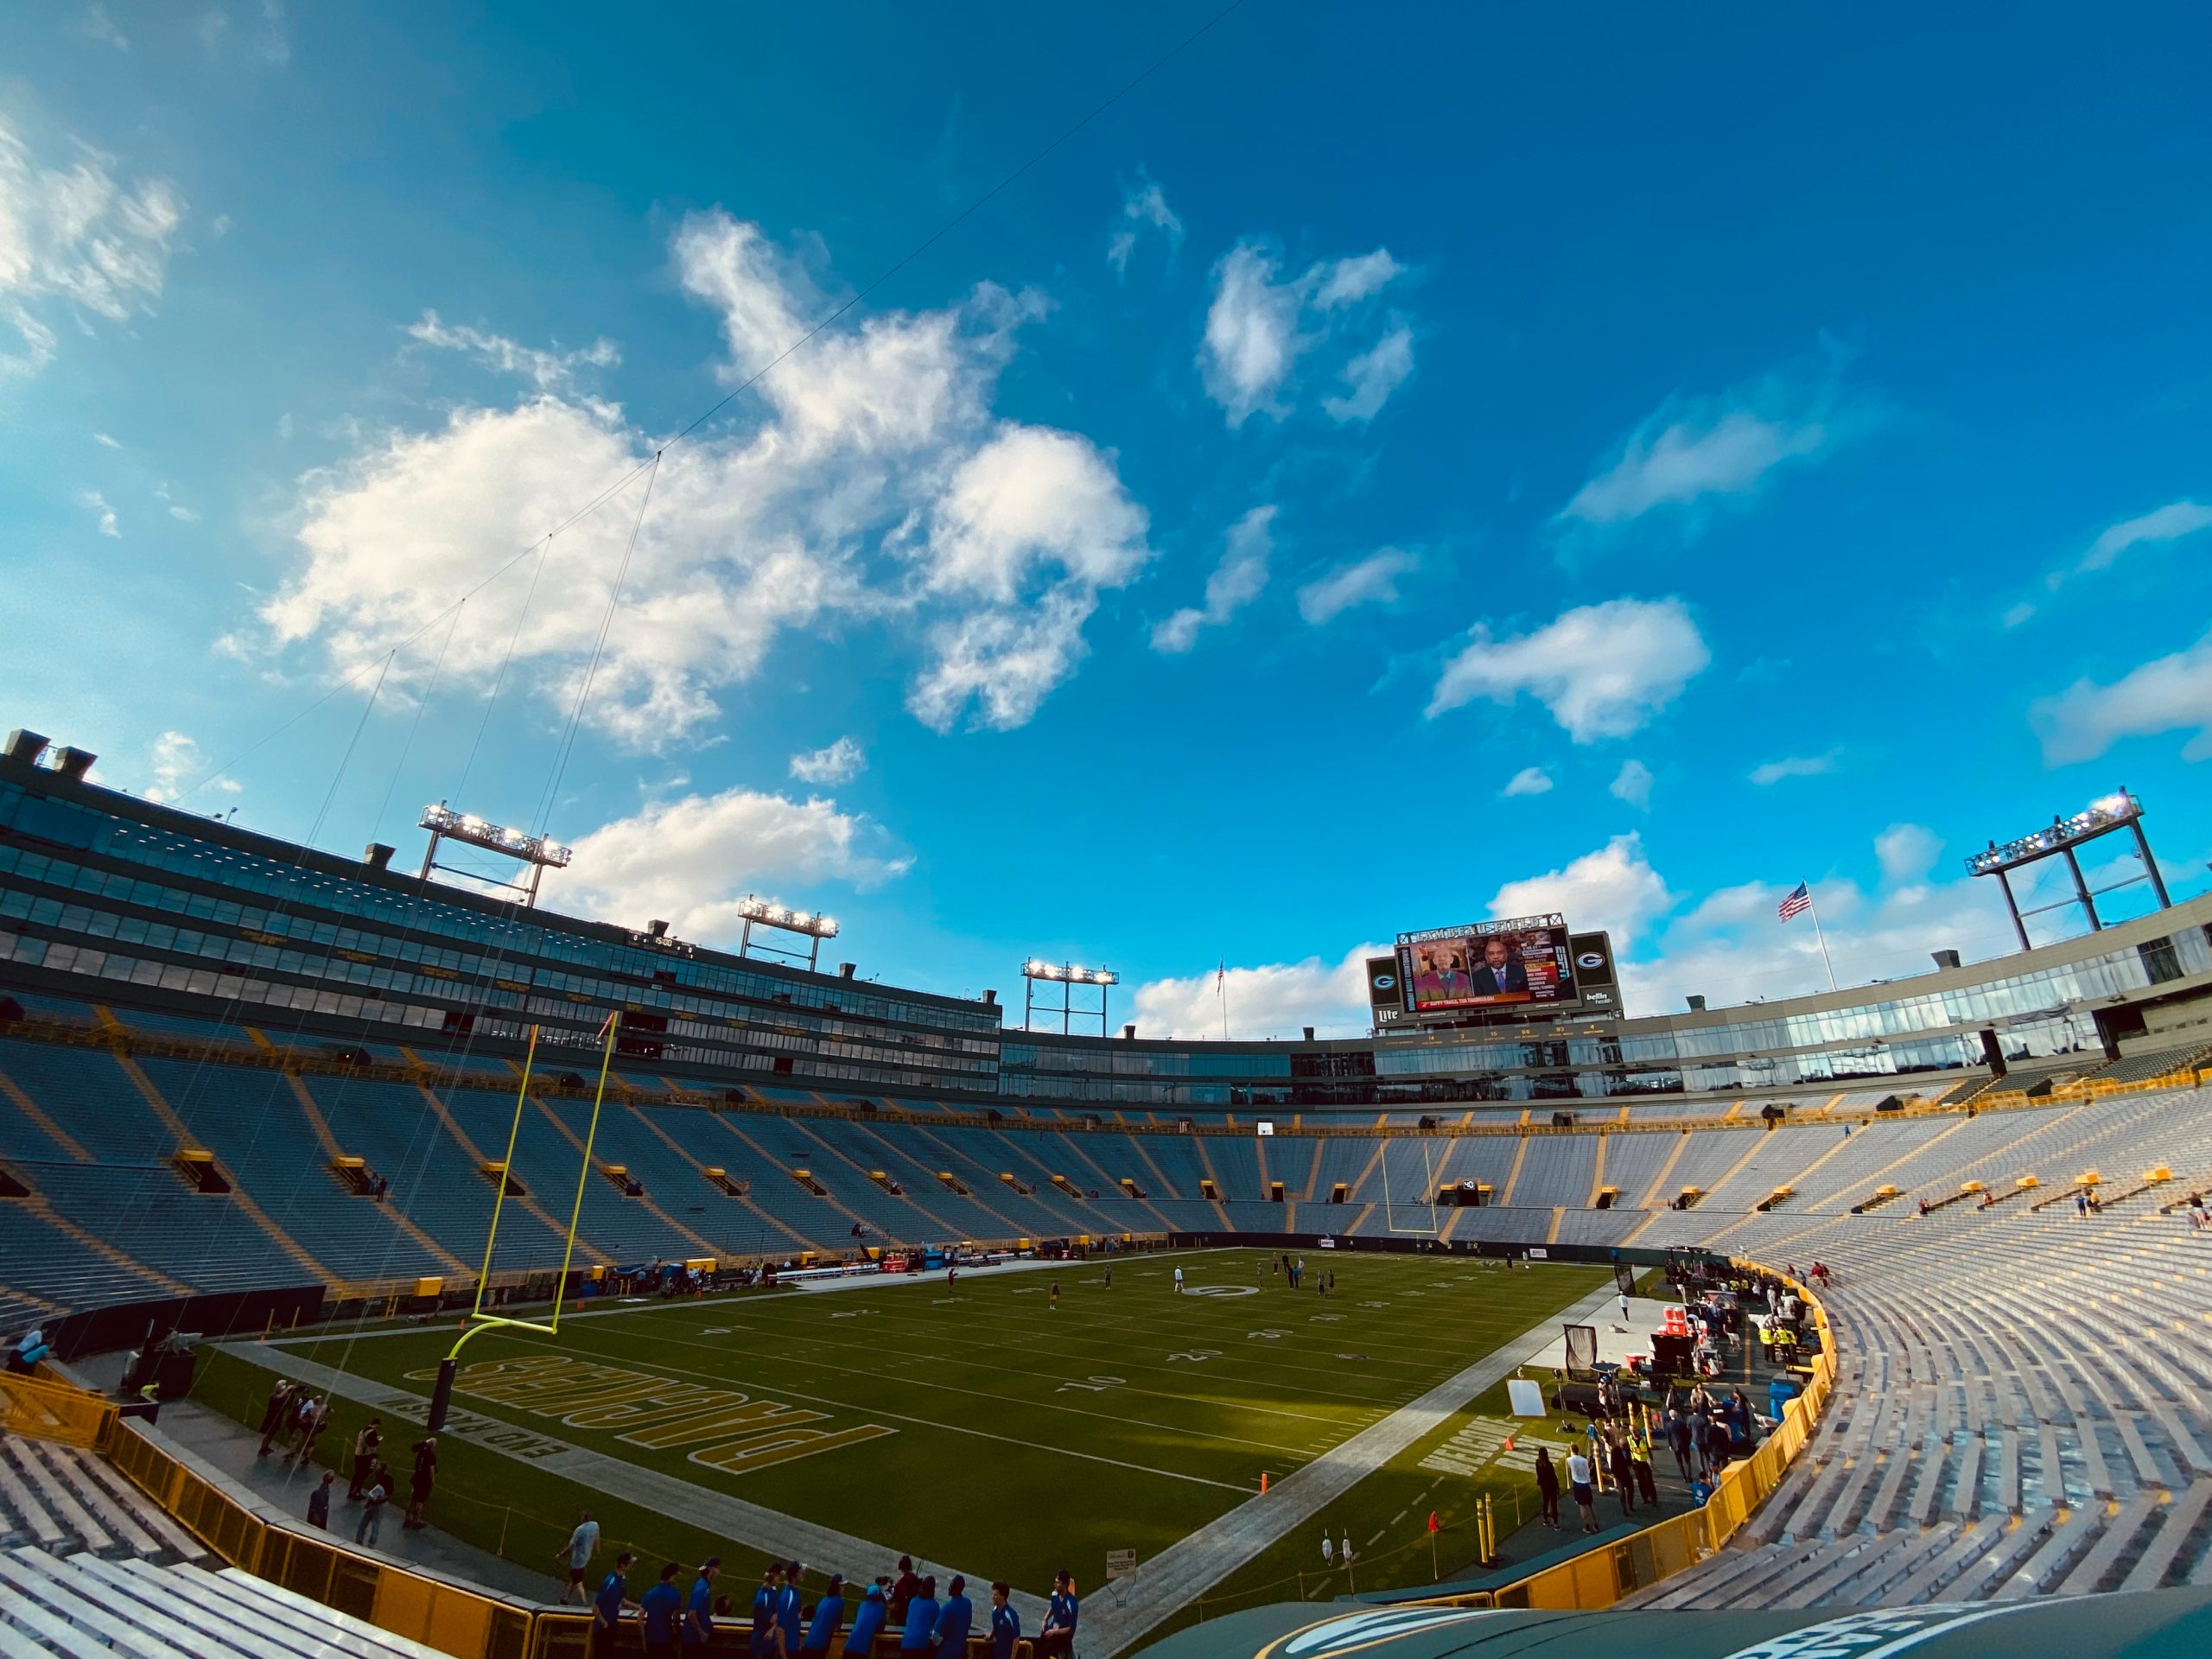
1993,869 -> 2031,953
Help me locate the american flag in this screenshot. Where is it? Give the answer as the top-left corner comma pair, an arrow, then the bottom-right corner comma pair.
1777,881 -> 1812,923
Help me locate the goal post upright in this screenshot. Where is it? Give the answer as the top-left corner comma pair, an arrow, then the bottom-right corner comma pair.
428,1011 -> 620,1436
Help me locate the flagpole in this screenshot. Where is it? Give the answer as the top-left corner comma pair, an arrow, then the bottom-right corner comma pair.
1802,881 -> 1839,993
1217,962 -> 1230,1041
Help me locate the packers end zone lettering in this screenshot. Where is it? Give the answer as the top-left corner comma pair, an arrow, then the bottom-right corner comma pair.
405,1355 -> 893,1475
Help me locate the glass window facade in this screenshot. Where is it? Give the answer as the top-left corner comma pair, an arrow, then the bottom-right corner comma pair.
4,765 -> 2209,1109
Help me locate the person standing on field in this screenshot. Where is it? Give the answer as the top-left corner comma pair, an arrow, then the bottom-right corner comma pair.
1173,1266 -> 1185,1294
349,1416 -> 382,1500
1534,1447 -> 1561,1527
556,1510 -> 602,1604
1321,1532 -> 1334,1567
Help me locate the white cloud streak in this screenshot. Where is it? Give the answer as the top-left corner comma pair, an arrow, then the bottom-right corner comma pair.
1427,597 -> 1710,741
1609,759 -> 1653,810
789,736 -> 865,785
1748,751 -> 1839,785
407,309 -> 620,392
0,116 -> 184,377
1198,239 -> 1412,427
1295,548 -> 1414,626
1557,371 -> 1867,532
1106,176 -> 1183,276
1152,505 -> 1274,653
143,731 -> 238,804
2031,629 -> 2212,765
1322,324 -> 1414,424
1500,766 -> 1553,798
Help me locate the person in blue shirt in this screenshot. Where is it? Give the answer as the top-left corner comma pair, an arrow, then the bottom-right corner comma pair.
640,1564 -> 683,1659
591,1552 -> 636,1659
683,1557 -> 721,1649
749,1561 -> 784,1657
800,1574 -> 846,1656
1039,1569 -> 1078,1658
777,1561 -> 804,1656
842,1578 -> 891,1657
932,1574 -> 972,1659
988,1582 -> 1019,1659
899,1575 -> 940,1653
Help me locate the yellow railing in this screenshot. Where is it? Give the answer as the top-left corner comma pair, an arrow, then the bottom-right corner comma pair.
1419,1270 -> 1836,1615
0,1368 -> 118,1446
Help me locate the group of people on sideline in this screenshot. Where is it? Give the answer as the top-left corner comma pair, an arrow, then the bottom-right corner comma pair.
568,1535 -> 1074,1659
251,1379 -> 437,1546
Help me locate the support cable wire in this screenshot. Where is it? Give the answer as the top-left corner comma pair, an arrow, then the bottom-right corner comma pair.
531,452 -> 660,839
163,0 -> 1252,808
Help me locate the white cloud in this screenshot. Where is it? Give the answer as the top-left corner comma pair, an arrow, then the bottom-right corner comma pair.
1198,239 -> 1410,427
1609,759 -> 1653,810
82,5 -> 129,49
1558,372 -> 1863,531
1427,596 -> 1709,741
919,423 -> 1148,603
2001,601 -> 2037,629
407,309 -> 620,392
92,431 -> 120,448
789,735 -> 865,785
1131,943 -> 1382,1040
1624,869 -> 2015,1015
257,213 -> 1147,745
1152,505 -> 1274,653
0,117 -> 184,377
1295,548 -> 1415,626
155,482 -> 198,523
1322,323 -> 1414,424
906,588 -> 1098,734
143,731 -> 238,804
1311,250 -> 1403,308
1610,765 -> 1663,814
2082,499 -> 2212,573
1490,833 -> 1675,951
1500,766 -> 1553,798
79,489 -> 118,537
909,423 -> 1148,728
1749,751 -> 1838,785
1106,176 -> 1183,276
1875,823 -> 1942,886
547,786 -> 910,944
2031,630 -> 2212,765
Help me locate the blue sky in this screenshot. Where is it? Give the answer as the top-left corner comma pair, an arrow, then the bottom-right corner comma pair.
4,3 -> 2211,1037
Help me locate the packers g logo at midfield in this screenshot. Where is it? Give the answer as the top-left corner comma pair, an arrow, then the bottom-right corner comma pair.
1255,1608 -> 1503,1657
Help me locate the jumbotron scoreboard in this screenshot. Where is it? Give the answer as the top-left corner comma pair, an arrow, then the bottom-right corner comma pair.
1365,914 -> 1619,1031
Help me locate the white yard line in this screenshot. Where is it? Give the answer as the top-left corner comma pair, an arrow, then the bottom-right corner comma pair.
1076,1281 -> 1619,1657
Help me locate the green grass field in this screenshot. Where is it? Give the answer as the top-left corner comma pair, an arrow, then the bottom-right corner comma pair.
197,1249 -> 1605,1611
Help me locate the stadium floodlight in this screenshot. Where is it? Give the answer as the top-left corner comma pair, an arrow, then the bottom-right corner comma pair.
1023,960 -> 1119,986
1021,957 -> 1116,1035
731,893 -> 839,972
416,802 -> 571,907
1966,789 -> 2170,951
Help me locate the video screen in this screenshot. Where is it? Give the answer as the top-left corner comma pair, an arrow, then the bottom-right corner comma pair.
1395,913 -> 1575,1013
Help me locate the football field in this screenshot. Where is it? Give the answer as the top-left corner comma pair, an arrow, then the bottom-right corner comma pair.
200,1249 -> 1607,1602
